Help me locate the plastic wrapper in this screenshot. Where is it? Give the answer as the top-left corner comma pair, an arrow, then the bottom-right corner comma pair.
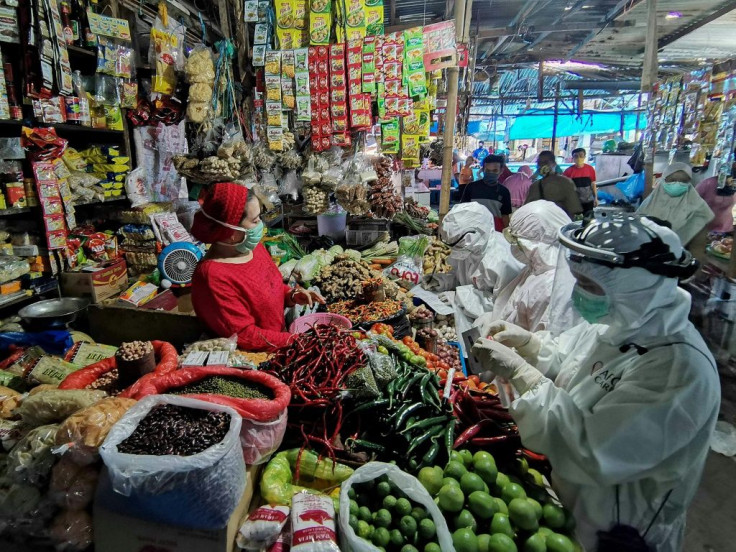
0,418 -> 29,451
186,45 -> 215,84
279,169 -> 302,201
99,395 -> 246,529
124,167 -> 153,208
54,397 -> 137,465
7,423 -> 59,486
237,504 -> 290,550
49,508 -> 93,552
0,483 -> 42,516
0,389 -> 22,419
182,336 -> 238,355
49,456 -> 99,510
366,351 -> 397,389
339,462 -> 454,552
17,390 -> 107,427
291,492 -> 339,552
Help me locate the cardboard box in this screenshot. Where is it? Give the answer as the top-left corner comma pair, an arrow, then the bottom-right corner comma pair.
60,258 -> 128,303
94,465 -> 258,552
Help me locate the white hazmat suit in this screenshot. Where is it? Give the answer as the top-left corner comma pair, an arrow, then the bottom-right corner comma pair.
473,214 -> 720,551
428,202 -> 523,336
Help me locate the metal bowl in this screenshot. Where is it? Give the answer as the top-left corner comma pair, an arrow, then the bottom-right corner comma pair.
18,298 -> 90,329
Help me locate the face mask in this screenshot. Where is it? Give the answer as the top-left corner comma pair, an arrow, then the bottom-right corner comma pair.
572,283 -> 610,323
232,221 -> 264,253
483,171 -> 499,184
662,182 -> 689,197
538,164 -> 552,177
510,243 -> 528,265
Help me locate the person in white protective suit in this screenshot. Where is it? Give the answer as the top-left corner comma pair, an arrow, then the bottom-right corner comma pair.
490,200 -> 577,332
471,212 -> 720,552
424,202 -> 523,336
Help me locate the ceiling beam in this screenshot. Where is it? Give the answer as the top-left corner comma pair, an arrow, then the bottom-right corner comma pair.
562,79 -> 643,90
566,0 -> 647,60
658,0 -> 736,49
477,20 -> 634,39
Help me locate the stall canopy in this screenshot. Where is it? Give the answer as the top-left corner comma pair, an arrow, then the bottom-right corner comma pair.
507,109 -> 646,140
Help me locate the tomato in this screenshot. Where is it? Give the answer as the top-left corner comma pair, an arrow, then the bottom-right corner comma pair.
468,375 -> 480,385
437,369 -> 448,380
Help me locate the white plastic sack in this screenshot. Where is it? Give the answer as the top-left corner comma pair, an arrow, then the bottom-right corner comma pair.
99,395 -> 245,529
338,462 -> 455,552
711,420 -> 736,457
241,409 -> 287,465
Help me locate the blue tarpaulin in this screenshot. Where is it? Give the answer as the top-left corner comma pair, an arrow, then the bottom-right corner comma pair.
507,109 -> 645,139
430,120 -> 505,141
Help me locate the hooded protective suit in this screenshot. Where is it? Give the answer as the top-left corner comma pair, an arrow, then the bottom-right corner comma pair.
474,216 -> 720,551
491,201 -> 575,332
429,202 -> 523,335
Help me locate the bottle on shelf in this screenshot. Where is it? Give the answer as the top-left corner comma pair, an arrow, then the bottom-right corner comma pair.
4,63 -> 22,121
83,0 -> 97,49
60,1 -> 74,46
69,0 -> 81,46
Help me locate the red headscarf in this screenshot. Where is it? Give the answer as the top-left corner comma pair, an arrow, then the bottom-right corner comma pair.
191,182 -> 249,244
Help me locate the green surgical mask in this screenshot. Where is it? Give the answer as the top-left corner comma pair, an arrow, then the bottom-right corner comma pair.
233,221 -> 264,253
572,284 -> 610,323
662,182 -> 689,197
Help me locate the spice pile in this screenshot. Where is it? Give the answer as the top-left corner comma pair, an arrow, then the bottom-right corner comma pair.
117,404 -> 231,456
327,299 -> 403,324
171,376 -> 273,400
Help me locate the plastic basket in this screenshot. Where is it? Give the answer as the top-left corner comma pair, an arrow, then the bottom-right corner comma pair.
289,312 -> 353,333
346,219 -> 390,247
448,341 -> 468,376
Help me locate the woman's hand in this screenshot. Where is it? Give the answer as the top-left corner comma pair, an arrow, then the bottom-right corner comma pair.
290,288 -> 326,307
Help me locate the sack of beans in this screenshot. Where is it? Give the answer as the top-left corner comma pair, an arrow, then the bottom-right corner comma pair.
98,395 -> 245,529
58,341 -> 178,396
130,366 -> 290,464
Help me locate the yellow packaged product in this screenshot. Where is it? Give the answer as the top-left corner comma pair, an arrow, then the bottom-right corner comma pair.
345,0 -> 366,41
402,134 -> 421,166
274,0 -> 295,48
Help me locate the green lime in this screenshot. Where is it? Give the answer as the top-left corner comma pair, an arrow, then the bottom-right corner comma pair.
378,481 -> 392,498
494,473 -> 510,494
454,509 -> 478,532
502,483 -> 527,504
477,533 -> 492,552
395,498 -> 413,517
494,497 -> 509,516
373,527 -> 391,548
473,451 -> 494,466
541,504 -> 564,529
401,546 -> 419,552
527,468 -> 545,487
452,528 -> 479,552
490,513 -> 514,539
418,466 -> 445,496
443,477 -> 461,488
537,527 -> 553,538
509,498 -> 539,532
444,460 -> 468,481
399,515 -> 418,538
425,543 -> 441,552
474,459 -> 498,488
418,517 -> 437,540
375,508 -> 392,528
349,514 -> 359,530
523,533 -> 546,552
527,499 -> 543,520
349,499 -> 359,516
438,484 -> 465,513
545,533 -> 574,552
450,450 -> 464,464
358,506 -> 373,522
357,520 -> 372,539
461,472 -> 487,495
459,449 -> 474,468
390,528 -> 405,548
366,524 -> 375,539
384,495 -> 398,510
517,457 -> 529,476
488,533 -> 518,552
411,507 -> 428,522
468,491 -> 498,520
348,487 -> 357,500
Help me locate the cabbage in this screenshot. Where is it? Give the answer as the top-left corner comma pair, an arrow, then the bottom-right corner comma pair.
328,245 -> 344,255
278,259 -> 299,282
313,249 -> 335,267
343,249 -> 362,262
427,209 -> 439,223
293,254 -> 321,282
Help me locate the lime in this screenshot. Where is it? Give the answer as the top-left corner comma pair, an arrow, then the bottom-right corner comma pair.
348,487 -> 357,500
488,533 -> 518,552
349,514 -> 359,530
443,477 -> 461,488
438,484 -> 465,513
373,527 -> 391,548
418,466 -> 445,496
445,460 -> 468,481
494,473 -> 510,494
517,457 -> 529,477
474,459 -> 498,487
527,498 -> 543,520
383,495 -> 398,510
399,515 -> 418,538
527,468 -> 545,487
349,499 -> 359,516
390,528 -> 405,548
450,450 -> 464,464
461,472 -> 487,495
477,533 -> 492,552
411,507 -> 428,522
508,498 -> 539,532
490,513 -> 514,539
468,491 -> 497,520
452,528 -> 479,552
502,483 -> 527,504
473,450 -> 494,466
537,527 -> 553,538
378,481 -> 392,498
395,498 -> 413,517
454,509 -> 478,532
542,504 -> 565,529
545,533 -> 574,552
375,508 -> 392,528
494,497 -> 509,515
359,506 -> 373,522
526,484 -> 549,505
523,533 -> 546,552
459,449 -> 474,468
357,520 -> 372,539
418,518 -> 437,540
401,546 -> 419,552
366,524 -> 375,539
425,544 -> 441,552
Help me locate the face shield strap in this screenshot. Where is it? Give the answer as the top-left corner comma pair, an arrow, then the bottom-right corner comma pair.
445,230 -> 477,248
199,208 -> 247,233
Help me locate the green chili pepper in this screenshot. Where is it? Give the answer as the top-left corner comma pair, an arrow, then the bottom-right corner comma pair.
401,372 -> 425,399
422,437 -> 441,465
400,415 -> 449,435
392,402 -> 425,428
444,419 -> 456,459
407,424 -> 446,455
348,398 -> 390,417
346,438 -> 386,453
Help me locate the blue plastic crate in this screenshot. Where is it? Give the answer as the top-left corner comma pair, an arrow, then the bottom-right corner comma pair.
447,340 -> 467,376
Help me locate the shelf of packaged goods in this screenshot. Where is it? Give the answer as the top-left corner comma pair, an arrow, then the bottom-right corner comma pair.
0,119 -> 123,137
0,207 -> 33,216
73,197 -> 128,207
0,290 -> 34,309
66,45 -> 96,58
0,198 -> 127,215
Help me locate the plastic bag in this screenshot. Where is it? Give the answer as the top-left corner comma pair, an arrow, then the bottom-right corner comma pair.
711,420 -> 736,457
49,508 -> 93,552
124,167 -> 154,208
99,395 -> 246,529
0,331 -> 73,356
54,397 -> 137,465
48,456 -> 99,510
7,423 -> 59,486
237,504 -> 290,550
17,390 -> 106,427
617,172 -> 645,201
338,462 -> 455,552
291,492 -> 339,552
279,169 -> 302,201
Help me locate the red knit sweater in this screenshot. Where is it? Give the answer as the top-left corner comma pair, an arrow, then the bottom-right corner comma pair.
191,244 -> 293,352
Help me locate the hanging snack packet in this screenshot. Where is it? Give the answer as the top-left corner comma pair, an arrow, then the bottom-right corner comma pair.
381,119 -> 400,154
366,0 -> 384,35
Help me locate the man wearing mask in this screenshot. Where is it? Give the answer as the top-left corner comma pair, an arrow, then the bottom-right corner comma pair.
563,147 -> 597,214
525,151 -> 582,219
473,141 -> 489,163
460,154 -> 512,230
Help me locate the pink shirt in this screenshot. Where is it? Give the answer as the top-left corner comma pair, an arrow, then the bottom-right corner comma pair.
502,173 -> 533,208
696,177 -> 735,233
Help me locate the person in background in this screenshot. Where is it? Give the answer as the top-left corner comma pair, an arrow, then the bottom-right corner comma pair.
472,213 -> 719,552
498,158 -> 513,185
502,165 -> 533,210
473,140 -> 489,164
461,154 -> 512,230
563,147 -> 598,214
695,172 -> 736,233
531,150 -> 564,181
190,182 -> 324,352
637,162 -> 714,245
525,151 -> 582,219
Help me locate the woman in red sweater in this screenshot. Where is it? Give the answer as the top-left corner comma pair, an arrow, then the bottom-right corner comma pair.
190,182 -> 323,351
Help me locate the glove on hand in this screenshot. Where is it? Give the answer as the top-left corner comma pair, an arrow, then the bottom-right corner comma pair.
471,338 -> 544,395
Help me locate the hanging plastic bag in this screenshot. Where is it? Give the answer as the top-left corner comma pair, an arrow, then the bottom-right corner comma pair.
124,167 -> 154,208
99,395 -> 246,529
616,172 -> 645,201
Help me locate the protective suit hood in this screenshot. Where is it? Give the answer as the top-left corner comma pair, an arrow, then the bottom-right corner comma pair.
510,200 -> 571,274
440,202 -> 493,256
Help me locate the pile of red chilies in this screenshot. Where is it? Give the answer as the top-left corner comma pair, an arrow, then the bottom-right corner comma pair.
451,386 -> 521,450
265,324 -> 366,460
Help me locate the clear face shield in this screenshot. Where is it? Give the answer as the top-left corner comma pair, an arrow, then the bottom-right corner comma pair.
546,247 -> 586,337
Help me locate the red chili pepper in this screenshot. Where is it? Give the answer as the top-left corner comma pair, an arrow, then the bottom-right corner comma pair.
453,419 -> 498,448
521,448 -> 547,463
470,434 -> 521,446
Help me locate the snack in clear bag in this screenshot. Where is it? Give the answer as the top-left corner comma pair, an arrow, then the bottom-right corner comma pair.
17,390 -> 107,427
7,423 -> 59,486
48,456 -> 99,510
149,8 -> 185,95
186,45 -> 216,84
49,508 -> 93,552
